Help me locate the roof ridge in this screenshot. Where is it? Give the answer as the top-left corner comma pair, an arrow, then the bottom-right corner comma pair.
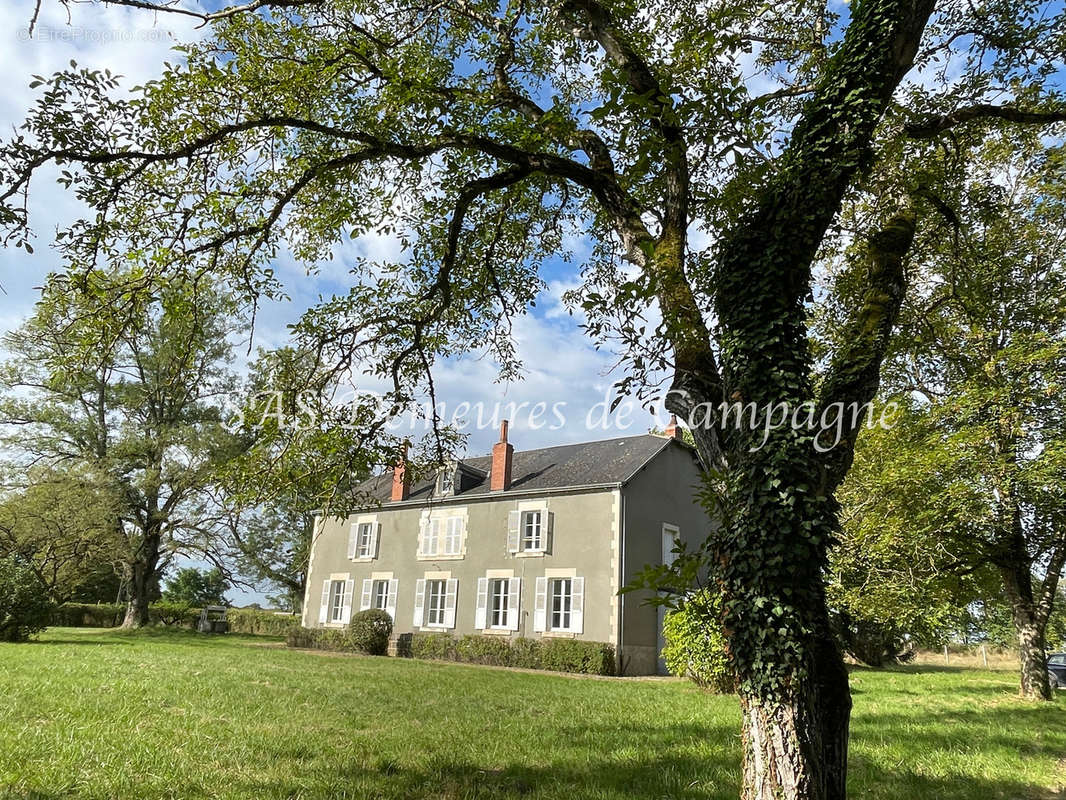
462,431 -> 663,460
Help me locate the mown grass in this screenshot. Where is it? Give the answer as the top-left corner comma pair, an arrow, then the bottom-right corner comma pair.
0,628 -> 1062,799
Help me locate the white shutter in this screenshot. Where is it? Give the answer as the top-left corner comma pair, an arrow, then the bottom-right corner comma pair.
347,524 -> 358,560
545,511 -> 555,554
340,579 -> 355,624
533,576 -> 547,632
475,577 -> 489,629
318,580 -> 331,625
386,578 -> 398,620
412,579 -> 426,627
370,523 -> 381,558
360,579 -> 373,611
443,578 -> 458,629
507,577 -> 522,631
570,577 -> 584,634
507,510 -> 521,553
422,519 -> 438,556
418,517 -> 430,556
445,517 -> 462,555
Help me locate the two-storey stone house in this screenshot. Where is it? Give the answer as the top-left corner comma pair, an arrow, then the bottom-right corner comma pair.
302,420 -> 708,674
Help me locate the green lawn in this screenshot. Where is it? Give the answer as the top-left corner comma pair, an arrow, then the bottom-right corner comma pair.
0,628 -> 1062,799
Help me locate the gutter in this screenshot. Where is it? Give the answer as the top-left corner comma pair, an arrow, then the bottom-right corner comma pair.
309,481 -> 624,517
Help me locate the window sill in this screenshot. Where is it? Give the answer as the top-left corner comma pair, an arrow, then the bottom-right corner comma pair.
481,627 -> 514,636
513,550 -> 546,558
350,557 -> 376,563
542,630 -> 577,639
416,554 -> 465,560
419,625 -> 454,632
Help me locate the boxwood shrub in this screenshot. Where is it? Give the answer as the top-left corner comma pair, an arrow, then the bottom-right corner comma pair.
348,609 -> 393,655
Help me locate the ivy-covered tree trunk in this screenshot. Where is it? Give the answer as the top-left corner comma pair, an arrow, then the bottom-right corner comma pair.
739,594 -> 852,799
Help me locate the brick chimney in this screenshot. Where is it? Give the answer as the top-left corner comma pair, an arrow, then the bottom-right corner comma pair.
490,420 -> 514,491
664,414 -> 683,440
390,441 -> 411,502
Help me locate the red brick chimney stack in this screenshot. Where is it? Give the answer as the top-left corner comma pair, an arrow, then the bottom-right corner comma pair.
664,415 -> 683,440
390,440 -> 411,502
490,420 -> 514,492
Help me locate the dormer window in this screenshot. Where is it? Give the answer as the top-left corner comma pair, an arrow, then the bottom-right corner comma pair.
437,463 -> 455,496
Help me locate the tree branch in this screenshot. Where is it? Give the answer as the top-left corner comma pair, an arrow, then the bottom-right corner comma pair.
905,104 -> 1066,139
818,204 -> 917,492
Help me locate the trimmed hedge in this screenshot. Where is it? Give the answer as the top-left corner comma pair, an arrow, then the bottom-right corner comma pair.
226,607 -> 300,636
406,632 -> 615,675
285,620 -> 390,656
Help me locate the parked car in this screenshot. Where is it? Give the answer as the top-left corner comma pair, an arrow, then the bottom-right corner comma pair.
1048,653 -> 1066,689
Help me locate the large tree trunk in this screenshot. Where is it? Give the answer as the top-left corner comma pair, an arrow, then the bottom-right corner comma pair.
1015,615 -> 1051,701
1003,565 -> 1052,701
741,627 -> 851,799
121,527 -> 161,629
999,505 -> 1053,701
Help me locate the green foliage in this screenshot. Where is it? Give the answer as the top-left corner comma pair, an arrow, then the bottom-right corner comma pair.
0,555 -> 52,642
538,639 -> 617,676
661,591 -> 734,693
405,633 -> 615,676
0,273 -> 245,626
162,567 -> 229,607
348,609 -> 393,656
50,603 -> 125,628
225,608 -> 300,637
0,468 -> 123,604
285,626 -> 368,654
829,400 -> 987,659
149,601 -> 200,628
407,632 -> 455,661
2,0 -> 1065,782
826,133 -> 1066,684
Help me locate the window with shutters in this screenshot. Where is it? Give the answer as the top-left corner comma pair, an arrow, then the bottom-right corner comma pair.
521,511 -> 542,551
328,579 -> 346,623
508,507 -> 551,555
490,578 -> 510,628
372,579 -> 389,610
348,517 -> 379,561
355,522 -> 375,558
425,579 -> 447,626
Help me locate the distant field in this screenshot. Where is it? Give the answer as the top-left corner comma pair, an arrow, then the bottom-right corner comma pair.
0,628 -> 1063,799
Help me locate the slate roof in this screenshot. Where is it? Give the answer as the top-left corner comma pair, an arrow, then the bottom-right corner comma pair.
357,434 -> 685,504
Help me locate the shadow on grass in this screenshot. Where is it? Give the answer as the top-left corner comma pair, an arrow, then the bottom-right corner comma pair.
25,638 -> 132,646
5,715 -> 1061,800
184,751 -> 1061,800
38,627 -> 283,648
